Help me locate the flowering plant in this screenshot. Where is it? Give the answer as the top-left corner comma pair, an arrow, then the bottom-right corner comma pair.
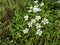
0,0 -> 60,45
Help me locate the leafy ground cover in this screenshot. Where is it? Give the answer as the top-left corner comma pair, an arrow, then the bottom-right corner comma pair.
0,0 -> 60,45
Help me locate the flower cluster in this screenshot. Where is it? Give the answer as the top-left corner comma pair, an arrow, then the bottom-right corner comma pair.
23,0 -> 49,36
23,15 -> 49,36
28,0 -> 44,13
27,15 -> 41,28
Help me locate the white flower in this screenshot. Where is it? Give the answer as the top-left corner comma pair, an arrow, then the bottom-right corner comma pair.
40,2 -> 44,7
29,6 -> 33,9
33,7 -> 41,13
35,16 -> 41,21
34,0 -> 38,3
28,22 -> 32,27
36,29 -> 43,35
23,28 -> 29,34
28,10 -> 32,12
31,19 -> 36,24
35,23 -> 41,29
24,15 -> 28,20
42,18 -> 49,24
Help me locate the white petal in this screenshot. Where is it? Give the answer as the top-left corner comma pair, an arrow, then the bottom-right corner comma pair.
28,10 -> 32,12
42,18 -> 49,24
40,2 -> 44,7
34,0 -> 38,3
24,15 -> 28,20
35,23 -> 41,29
28,22 -> 32,27
29,6 -> 33,9
35,16 -> 41,21
31,19 -> 36,24
23,28 -> 29,34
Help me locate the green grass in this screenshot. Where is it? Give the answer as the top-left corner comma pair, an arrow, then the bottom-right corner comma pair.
0,0 -> 60,45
